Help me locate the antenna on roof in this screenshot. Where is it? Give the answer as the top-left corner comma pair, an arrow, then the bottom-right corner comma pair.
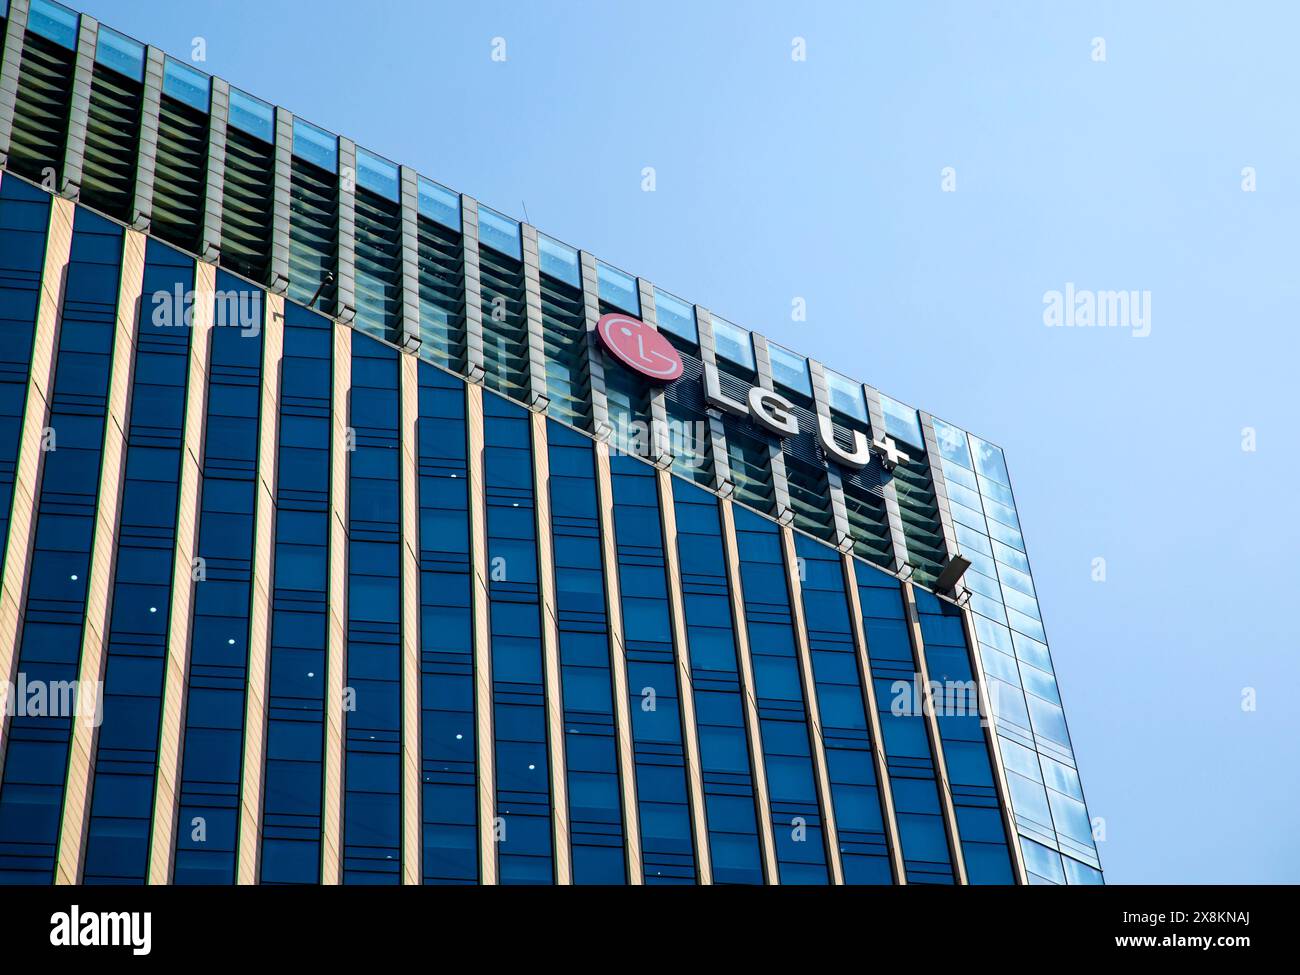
522,200 -> 532,225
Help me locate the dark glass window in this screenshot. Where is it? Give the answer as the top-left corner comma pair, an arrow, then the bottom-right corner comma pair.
173,270 -> 265,884
914,588 -> 1014,884
793,534 -> 892,884
83,239 -> 194,884
852,559 -> 956,883
0,209 -> 124,883
483,393 -> 552,883
260,301 -> 333,883
342,331 -> 402,883
549,423 -> 625,883
670,479 -> 763,884
609,455 -> 696,883
0,177 -> 51,580
731,508 -> 829,884
417,361 -> 477,883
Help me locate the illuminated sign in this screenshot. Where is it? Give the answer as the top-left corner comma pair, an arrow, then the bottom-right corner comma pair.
701,365 -> 911,472
595,314 -> 911,473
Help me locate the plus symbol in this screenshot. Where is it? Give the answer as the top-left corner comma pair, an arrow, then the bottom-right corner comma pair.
872,435 -> 911,471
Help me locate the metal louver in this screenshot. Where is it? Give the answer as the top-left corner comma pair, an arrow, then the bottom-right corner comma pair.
415,212 -> 465,371
80,63 -> 142,221
353,185 -> 402,343
151,94 -> 207,252
725,423 -> 776,515
539,271 -> 590,428
218,125 -> 273,284
8,32 -> 74,183
785,455 -> 835,542
842,483 -> 893,569
288,155 -> 336,311
477,244 -> 529,399
894,458 -> 946,584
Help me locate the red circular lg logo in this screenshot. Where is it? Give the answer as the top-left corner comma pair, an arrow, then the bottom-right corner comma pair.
596,313 -> 683,383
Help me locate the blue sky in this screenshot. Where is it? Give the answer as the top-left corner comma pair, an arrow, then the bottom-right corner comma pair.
79,0 -> 1300,883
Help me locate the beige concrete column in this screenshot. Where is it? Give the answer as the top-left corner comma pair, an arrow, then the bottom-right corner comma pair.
234,291 -> 283,884
840,554 -> 908,883
901,581 -> 969,885
320,323 -> 350,884
716,498 -> 779,884
399,353 -> 421,884
529,410 -> 571,884
54,228 -> 147,884
591,443 -> 644,884
778,526 -> 843,885
148,259 -> 216,884
654,468 -> 712,884
465,383 -> 497,883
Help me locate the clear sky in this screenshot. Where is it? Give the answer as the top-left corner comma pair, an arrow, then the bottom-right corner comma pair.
78,0 -> 1300,883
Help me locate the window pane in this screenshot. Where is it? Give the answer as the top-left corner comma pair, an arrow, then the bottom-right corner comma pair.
356,147 -> 399,201
292,118 -> 337,173
95,26 -> 145,80
417,177 -> 460,230
768,343 -> 810,395
538,235 -> 579,287
162,58 -> 210,111
654,289 -> 696,343
711,317 -> 754,370
228,88 -> 274,142
477,206 -> 521,259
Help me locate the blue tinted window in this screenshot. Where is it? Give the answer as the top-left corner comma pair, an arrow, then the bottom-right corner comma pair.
343,331 -> 403,883
732,508 -> 829,884
356,148 -> 400,201
94,26 -> 145,81
596,262 -> 638,314
609,455 -> 696,883
28,0 -> 78,49
162,57 -> 210,112
82,240 -> 194,885
172,270 -> 265,885
0,178 -> 51,585
0,209 -> 122,884
483,393 -> 551,883
881,395 -> 923,447
477,206 -> 521,259
416,363 -> 477,883
768,343 -> 810,396
826,370 -> 866,421
654,290 -> 697,344
550,424 -> 627,883
970,435 -> 1010,487
794,535 -> 891,884
417,177 -> 460,231
228,88 -> 274,143
932,417 -> 972,468
259,301 -> 333,884
851,557 -> 957,884
913,588 -> 1014,884
292,118 -> 337,173
711,318 -> 754,370
671,479 -> 764,884
538,235 -> 579,287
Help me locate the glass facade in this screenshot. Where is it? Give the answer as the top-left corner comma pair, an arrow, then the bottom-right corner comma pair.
0,4 -> 1102,886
